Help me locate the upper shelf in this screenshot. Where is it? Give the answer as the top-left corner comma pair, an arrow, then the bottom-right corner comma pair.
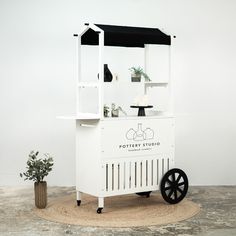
78,81 -> 168,88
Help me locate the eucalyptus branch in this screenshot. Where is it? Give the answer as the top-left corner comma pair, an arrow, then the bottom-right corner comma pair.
20,151 -> 54,183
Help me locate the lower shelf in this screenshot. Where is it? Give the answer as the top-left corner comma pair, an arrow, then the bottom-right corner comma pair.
57,113 -> 174,120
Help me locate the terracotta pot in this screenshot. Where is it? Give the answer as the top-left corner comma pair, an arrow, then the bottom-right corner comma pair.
34,181 -> 47,209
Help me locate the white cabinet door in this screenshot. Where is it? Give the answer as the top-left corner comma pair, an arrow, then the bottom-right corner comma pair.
101,118 -> 174,159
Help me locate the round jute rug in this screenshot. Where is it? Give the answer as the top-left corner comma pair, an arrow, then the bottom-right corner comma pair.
34,193 -> 200,227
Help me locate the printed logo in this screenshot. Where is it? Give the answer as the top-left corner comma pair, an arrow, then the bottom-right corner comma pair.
126,123 -> 154,141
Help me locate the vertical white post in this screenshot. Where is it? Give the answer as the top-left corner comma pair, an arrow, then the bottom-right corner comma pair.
136,161 -> 141,188
75,122 -> 80,196
75,36 -> 80,197
120,162 -> 124,190
114,163 -> 118,191
98,31 -> 104,118
144,44 -> 149,73
158,159 -> 162,186
76,25 -> 89,116
153,159 -> 157,186
74,26 -> 88,203
77,36 -> 81,84
131,161 -> 135,189
75,36 -> 81,116
108,163 -> 112,191
168,37 -> 174,114
98,197 -> 104,208
144,44 -> 149,95
147,159 -> 152,187
142,160 -> 146,187
76,191 -> 82,201
125,162 -> 129,189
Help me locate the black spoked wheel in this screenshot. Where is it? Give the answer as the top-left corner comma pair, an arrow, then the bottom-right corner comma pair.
136,191 -> 152,198
160,168 -> 188,204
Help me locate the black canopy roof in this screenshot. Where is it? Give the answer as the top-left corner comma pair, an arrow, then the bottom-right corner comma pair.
81,24 -> 171,47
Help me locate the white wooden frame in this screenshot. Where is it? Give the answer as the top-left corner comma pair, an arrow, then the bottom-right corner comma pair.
73,23 -> 175,212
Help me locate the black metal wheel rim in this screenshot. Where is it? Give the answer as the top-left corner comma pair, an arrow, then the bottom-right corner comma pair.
160,168 -> 188,204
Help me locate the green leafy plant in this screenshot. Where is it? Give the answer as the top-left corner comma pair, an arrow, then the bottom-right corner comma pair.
20,151 -> 54,183
104,104 -> 110,117
129,66 -> 151,81
111,103 -> 127,117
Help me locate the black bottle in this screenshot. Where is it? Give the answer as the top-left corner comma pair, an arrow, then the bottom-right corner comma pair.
104,64 -> 113,82
98,64 -> 113,82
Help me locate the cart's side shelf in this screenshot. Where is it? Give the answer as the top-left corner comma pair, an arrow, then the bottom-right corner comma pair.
101,156 -> 174,197
57,113 -> 100,120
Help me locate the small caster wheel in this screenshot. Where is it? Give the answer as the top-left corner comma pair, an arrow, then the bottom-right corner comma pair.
97,208 -> 103,214
77,200 -> 81,206
160,168 -> 188,204
136,191 -> 152,198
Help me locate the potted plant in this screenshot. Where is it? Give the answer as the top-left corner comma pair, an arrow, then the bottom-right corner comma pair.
129,66 -> 151,82
104,104 -> 110,117
20,151 -> 53,209
111,103 -> 127,117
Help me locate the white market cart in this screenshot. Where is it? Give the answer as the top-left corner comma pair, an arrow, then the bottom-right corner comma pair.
66,23 -> 188,214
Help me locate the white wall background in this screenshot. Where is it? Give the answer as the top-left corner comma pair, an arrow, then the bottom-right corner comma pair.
1,0 -> 236,186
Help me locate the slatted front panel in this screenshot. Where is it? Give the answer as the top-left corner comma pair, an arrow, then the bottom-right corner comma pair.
102,157 -> 171,195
